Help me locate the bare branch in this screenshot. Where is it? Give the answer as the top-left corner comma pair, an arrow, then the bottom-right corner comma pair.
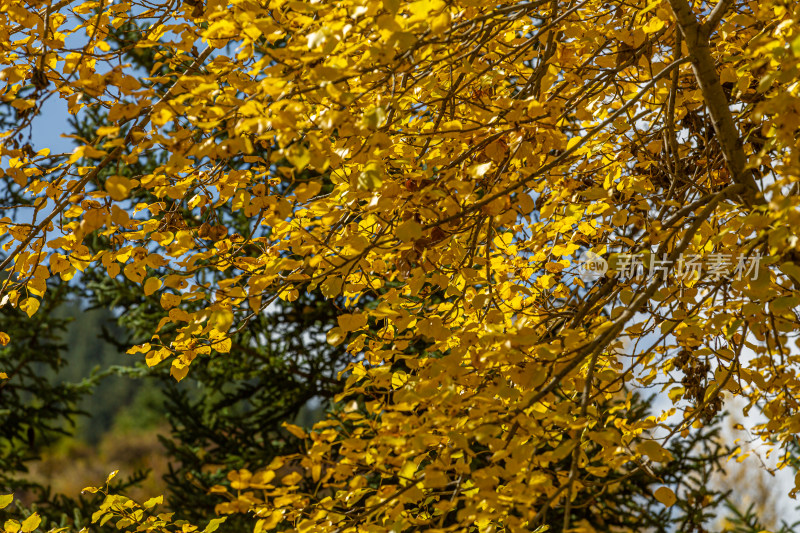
668,0 -> 761,206
702,0 -> 734,36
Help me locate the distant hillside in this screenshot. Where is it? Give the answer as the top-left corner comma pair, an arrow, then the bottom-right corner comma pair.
51,303 -> 163,443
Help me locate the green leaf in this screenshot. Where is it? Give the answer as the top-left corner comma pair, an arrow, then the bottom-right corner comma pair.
205,517 -> 227,533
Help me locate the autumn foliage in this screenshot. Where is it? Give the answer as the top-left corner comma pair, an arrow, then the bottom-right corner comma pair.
3,0 -> 800,530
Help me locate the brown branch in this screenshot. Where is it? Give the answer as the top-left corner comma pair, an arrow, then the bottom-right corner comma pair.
514,182 -> 744,419
668,0 -> 761,206
702,0 -> 734,36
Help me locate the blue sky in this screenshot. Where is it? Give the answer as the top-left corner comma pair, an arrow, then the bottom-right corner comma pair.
30,93 -> 75,154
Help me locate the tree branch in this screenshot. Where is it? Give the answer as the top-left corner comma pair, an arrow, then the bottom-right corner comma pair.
702,0 -> 733,36
668,0 -> 761,206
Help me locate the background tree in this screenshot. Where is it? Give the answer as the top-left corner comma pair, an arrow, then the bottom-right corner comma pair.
24,17 -> 351,532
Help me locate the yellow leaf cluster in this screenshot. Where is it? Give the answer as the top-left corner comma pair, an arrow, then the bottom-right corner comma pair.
2,0 -> 800,530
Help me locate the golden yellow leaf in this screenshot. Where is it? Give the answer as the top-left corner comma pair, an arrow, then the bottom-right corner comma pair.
143,495 -> 163,509
0,494 -> 13,509
123,263 -> 145,283
642,16 -> 665,34
338,313 -> 367,332
214,337 -> 232,354
320,277 -> 343,298
143,277 -> 162,296
160,293 -> 182,309
638,440 -> 673,463
205,517 -> 227,533
280,472 -> 302,486
19,298 -> 40,318
170,360 -> 190,382
396,220 -> 423,243
282,423 -> 307,439
104,176 -> 138,201
285,144 -> 310,170
326,327 -> 345,346
20,512 -> 40,533
209,309 -> 234,332
654,487 -> 676,507
254,511 -> 282,532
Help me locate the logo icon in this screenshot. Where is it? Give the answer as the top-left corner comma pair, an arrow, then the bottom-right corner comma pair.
577,251 -> 608,280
